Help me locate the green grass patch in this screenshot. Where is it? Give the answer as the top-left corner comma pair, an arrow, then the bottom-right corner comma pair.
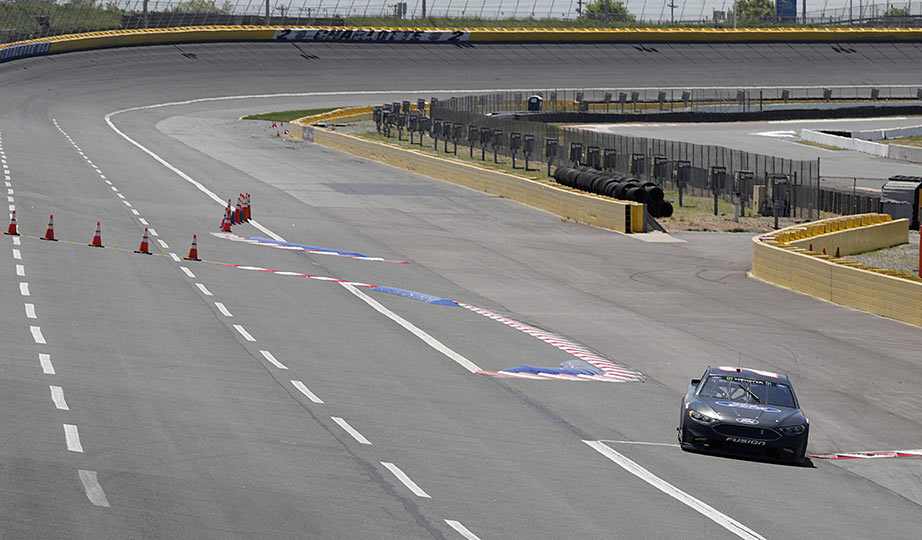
242,108 -> 338,122
887,135 -> 922,148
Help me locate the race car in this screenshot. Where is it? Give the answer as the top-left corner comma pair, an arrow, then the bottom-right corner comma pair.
678,366 -> 809,464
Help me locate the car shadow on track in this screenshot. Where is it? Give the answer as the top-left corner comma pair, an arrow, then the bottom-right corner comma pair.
682,445 -> 817,469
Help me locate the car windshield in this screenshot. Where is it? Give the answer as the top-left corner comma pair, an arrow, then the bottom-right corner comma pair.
698,375 -> 797,408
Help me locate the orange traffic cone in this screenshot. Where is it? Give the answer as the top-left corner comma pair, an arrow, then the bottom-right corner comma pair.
89,221 -> 104,248
5,210 -> 18,236
134,227 -> 151,254
184,234 -> 201,261
220,214 -> 232,233
41,214 -> 57,241
244,193 -> 251,221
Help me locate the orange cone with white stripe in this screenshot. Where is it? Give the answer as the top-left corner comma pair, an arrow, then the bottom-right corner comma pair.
89,221 -> 104,248
5,210 -> 18,236
220,214 -> 232,233
244,193 -> 251,221
134,227 -> 151,254
184,234 -> 201,261
41,214 -> 57,241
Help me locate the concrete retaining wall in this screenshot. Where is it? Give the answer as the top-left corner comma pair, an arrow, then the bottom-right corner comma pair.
751,214 -> 922,327
887,144 -> 922,164
800,128 -> 922,163
854,125 -> 922,141
307,127 -> 642,233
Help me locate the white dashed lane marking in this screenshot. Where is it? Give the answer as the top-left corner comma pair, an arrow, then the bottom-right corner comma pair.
50,385 -> 69,410
63,424 -> 84,453
168,252 -> 181,262
78,470 -> 110,508
24,303 -> 37,319
195,283 -> 213,296
157,239 -> 169,249
180,267 -> 195,279
12,248 -> 21,260
214,302 -> 232,317
331,416 -> 372,445
19,281 -> 29,295
291,380 -> 324,404
30,326 -> 46,344
147,228 -> 158,237
259,350 -> 287,369
39,353 -> 55,375
233,324 -> 255,342
381,462 -> 431,499
445,520 -> 482,540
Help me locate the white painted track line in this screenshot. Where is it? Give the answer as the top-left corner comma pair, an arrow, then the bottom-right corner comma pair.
30,326 -> 46,344
50,385 -> 69,410
340,283 -> 482,374
583,441 -> 764,540
11,235 -> 20,245
15,264 -> 24,277
214,302 -> 232,317
39,353 -> 55,375
381,462 -> 431,498
63,424 -> 84,452
156,239 -> 169,249
291,380 -> 324,404
194,283 -> 213,296
445,520 -> 482,540
601,440 -> 681,448
24,303 -> 37,319
147,227 -> 158,237
78,470 -> 110,508
233,324 -> 255,342
138,218 -> 148,226
168,252 -> 181,262
180,267 -> 196,279
19,281 -> 29,296
12,248 -> 21,260
259,350 -> 287,370
331,416 -> 372,445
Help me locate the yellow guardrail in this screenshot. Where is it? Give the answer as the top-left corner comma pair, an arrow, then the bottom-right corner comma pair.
751,214 -> 922,326
4,25 -> 922,61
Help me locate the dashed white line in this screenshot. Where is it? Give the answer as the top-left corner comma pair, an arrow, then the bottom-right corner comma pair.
195,283 -> 213,296
8,204 -> 14,212
50,385 -> 69,410
24,303 -> 37,319
331,417 -> 372,445
583,441 -> 764,540
233,324 -> 255,342
131,209 -> 140,216
168,252 -> 181,262
6,196 -> 13,203
340,283 -> 482,374
445,520 -> 482,540
30,326 -> 46,344
157,239 -> 169,249
259,350 -> 287,369
122,200 -> 132,208
180,267 -> 196,278
11,236 -> 20,245
116,193 -> 125,199
147,228 -> 158,237
214,302 -> 232,317
291,380 -> 324,404
78,470 -> 110,508
138,218 -> 149,226
39,353 -> 55,375
63,424 -> 84,452
12,248 -> 21,260
19,281 -> 29,295
381,462 -> 430,498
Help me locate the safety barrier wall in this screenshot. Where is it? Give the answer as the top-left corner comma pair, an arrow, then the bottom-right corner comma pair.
751,214 -> 922,326
4,26 -> 922,63
800,128 -> 922,163
855,125 -> 922,141
786,217 -> 908,256
887,144 -> 922,164
304,125 -> 640,233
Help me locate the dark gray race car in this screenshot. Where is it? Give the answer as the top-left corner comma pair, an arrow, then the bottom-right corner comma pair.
678,366 -> 809,464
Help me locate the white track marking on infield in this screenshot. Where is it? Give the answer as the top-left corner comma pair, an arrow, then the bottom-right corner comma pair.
291,380 -> 324,404
19,281 -> 29,295
147,227 -> 158,237
138,218 -> 148,225
39,353 -> 55,375
63,424 -> 84,452
340,283 -> 482,374
233,324 -> 255,342
195,283 -> 213,296
214,302 -> 232,317
24,303 -> 37,319
12,235 -> 20,245
16,264 -> 24,277
768,116 -> 908,124
50,385 -> 69,410
157,239 -> 169,249
445,520 -> 482,540
12,248 -> 21,260
78,470 -> 110,507
331,416 -> 372,445
583,441 -> 764,540
380,462 -> 431,498
131,209 -> 140,216
259,350 -> 287,369
30,326 -> 46,344
180,267 -> 196,278
169,252 -> 181,262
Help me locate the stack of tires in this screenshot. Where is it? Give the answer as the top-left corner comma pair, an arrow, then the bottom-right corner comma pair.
552,166 -> 674,218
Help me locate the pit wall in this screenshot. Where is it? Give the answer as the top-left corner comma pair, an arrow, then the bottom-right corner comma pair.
5,26 -> 922,63
800,128 -> 922,164
751,214 -> 922,326
297,125 -> 643,233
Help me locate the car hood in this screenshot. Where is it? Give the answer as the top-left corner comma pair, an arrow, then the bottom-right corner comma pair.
698,399 -> 802,425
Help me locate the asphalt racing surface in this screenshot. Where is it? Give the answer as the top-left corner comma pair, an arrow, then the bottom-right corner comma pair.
2,42 -> 922,539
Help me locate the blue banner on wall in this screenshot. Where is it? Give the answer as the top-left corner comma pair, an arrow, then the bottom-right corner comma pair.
776,0 -> 797,21
0,42 -> 51,63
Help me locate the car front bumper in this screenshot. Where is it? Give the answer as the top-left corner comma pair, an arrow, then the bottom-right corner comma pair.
683,421 -> 808,459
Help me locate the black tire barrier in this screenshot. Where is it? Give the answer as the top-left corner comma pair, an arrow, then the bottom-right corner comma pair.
550,166 -> 675,218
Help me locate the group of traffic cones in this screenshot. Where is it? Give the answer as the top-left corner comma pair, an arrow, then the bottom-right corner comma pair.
5,212 -> 202,261
219,193 -> 251,233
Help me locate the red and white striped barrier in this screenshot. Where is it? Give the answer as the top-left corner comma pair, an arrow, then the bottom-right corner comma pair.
809,449 -> 922,460
222,263 -> 376,288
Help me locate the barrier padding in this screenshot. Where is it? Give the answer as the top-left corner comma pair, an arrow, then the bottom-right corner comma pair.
309,127 -> 639,233
751,214 -> 922,327
3,25 -> 922,63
